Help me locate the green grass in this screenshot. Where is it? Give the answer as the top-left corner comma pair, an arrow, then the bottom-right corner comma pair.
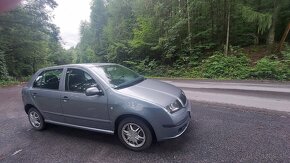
0,80 -> 22,87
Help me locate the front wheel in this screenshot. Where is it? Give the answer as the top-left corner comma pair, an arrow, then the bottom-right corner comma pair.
28,108 -> 45,130
118,117 -> 152,151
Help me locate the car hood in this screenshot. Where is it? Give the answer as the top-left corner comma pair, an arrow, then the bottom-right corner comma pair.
117,79 -> 181,107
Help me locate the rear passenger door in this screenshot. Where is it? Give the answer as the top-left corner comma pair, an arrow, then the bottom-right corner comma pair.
30,69 -> 64,122
60,68 -> 111,131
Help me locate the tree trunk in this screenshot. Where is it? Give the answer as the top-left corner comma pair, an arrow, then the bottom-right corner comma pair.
210,0 -> 215,42
187,0 -> 192,54
267,1 -> 280,48
277,22 -> 290,52
256,0 -> 262,45
33,57 -> 36,73
224,1 -> 230,56
178,0 -> 181,13
223,0 -> 227,44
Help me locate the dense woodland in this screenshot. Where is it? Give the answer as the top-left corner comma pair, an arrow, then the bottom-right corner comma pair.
0,0 -> 71,82
1,0 -> 290,84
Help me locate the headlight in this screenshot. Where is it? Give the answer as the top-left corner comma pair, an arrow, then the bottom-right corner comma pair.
166,100 -> 182,113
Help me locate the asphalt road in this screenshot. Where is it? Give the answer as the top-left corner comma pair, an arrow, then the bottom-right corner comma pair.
1,83 -> 290,162
163,80 -> 290,112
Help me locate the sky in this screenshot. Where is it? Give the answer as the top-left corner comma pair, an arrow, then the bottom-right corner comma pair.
53,0 -> 91,49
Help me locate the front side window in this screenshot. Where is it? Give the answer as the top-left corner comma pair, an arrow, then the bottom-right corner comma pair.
33,69 -> 63,90
65,68 -> 97,93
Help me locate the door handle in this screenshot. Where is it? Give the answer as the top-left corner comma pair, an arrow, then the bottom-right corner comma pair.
32,93 -> 37,98
62,96 -> 69,102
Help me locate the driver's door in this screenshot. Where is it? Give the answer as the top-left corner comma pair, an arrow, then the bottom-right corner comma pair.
61,68 -> 111,131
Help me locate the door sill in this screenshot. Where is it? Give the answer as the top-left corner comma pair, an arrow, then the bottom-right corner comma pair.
45,120 -> 114,134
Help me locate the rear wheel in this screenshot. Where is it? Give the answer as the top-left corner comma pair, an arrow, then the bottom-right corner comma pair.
28,108 -> 45,130
118,117 -> 152,151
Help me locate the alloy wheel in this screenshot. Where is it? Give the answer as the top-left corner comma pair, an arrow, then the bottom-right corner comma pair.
29,111 -> 41,128
121,123 -> 146,148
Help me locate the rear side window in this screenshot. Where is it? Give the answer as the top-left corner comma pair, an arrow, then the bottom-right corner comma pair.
33,69 -> 63,90
65,68 -> 97,93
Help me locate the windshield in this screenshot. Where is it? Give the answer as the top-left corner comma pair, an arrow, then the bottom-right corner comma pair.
92,65 -> 144,89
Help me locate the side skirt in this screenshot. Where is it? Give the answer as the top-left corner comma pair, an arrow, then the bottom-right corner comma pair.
45,120 -> 114,134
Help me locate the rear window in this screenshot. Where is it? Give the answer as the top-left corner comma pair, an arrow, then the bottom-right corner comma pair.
33,69 -> 63,90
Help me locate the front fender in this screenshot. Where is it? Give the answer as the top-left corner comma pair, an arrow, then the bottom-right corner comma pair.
107,89 -> 173,139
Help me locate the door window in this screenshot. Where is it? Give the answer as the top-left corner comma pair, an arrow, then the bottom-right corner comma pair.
65,68 -> 98,93
33,69 -> 63,90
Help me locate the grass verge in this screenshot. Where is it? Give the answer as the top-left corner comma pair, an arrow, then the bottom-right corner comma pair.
0,80 -> 22,87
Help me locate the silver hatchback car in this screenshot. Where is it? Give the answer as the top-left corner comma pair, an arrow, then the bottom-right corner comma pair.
22,63 -> 191,151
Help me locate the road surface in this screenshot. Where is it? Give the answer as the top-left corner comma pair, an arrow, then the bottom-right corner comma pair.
0,81 -> 290,162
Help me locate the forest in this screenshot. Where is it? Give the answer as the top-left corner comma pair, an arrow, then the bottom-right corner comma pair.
1,0 -> 290,86
0,0 -> 72,84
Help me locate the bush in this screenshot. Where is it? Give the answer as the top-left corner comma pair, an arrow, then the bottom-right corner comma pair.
124,51 -> 290,81
0,50 -> 9,80
250,57 -> 288,80
281,46 -> 290,67
201,52 -> 250,79
123,57 -> 158,76
282,49 -> 290,80
0,80 -> 20,87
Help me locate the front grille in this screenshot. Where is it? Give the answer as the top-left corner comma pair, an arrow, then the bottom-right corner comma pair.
179,92 -> 187,106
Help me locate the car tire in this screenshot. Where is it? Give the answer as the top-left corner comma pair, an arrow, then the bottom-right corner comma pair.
118,117 -> 153,151
28,107 -> 45,130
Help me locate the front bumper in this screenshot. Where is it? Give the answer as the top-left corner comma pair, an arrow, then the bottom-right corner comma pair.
155,101 -> 191,141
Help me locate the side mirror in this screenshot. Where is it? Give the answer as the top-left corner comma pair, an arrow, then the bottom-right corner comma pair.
85,87 -> 103,96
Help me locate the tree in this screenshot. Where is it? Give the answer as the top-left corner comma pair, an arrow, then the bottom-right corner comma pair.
90,0 -> 108,57
187,0 -> 192,54
0,0 -> 68,77
224,0 -> 231,56
266,0 -> 281,47
0,50 -> 9,80
277,22 -> 290,52
74,0 -> 290,73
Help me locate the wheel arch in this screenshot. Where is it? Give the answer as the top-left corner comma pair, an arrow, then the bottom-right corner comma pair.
24,104 -> 37,114
114,114 -> 157,142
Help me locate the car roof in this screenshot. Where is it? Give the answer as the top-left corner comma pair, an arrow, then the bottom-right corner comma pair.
39,63 -> 117,71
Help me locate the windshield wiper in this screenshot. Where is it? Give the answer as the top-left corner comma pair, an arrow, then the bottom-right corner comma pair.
115,76 -> 145,89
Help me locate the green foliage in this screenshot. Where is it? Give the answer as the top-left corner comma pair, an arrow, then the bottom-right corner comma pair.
281,48 -> 290,80
1,0 -> 290,81
250,57 -> 288,80
105,42 -> 131,63
69,0 -> 290,81
130,17 -> 156,48
123,57 -> 158,75
238,4 -> 272,34
0,0 -> 71,78
0,80 -> 20,87
281,46 -> 290,66
109,45 -> 290,81
200,52 -> 251,79
0,50 -> 9,80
